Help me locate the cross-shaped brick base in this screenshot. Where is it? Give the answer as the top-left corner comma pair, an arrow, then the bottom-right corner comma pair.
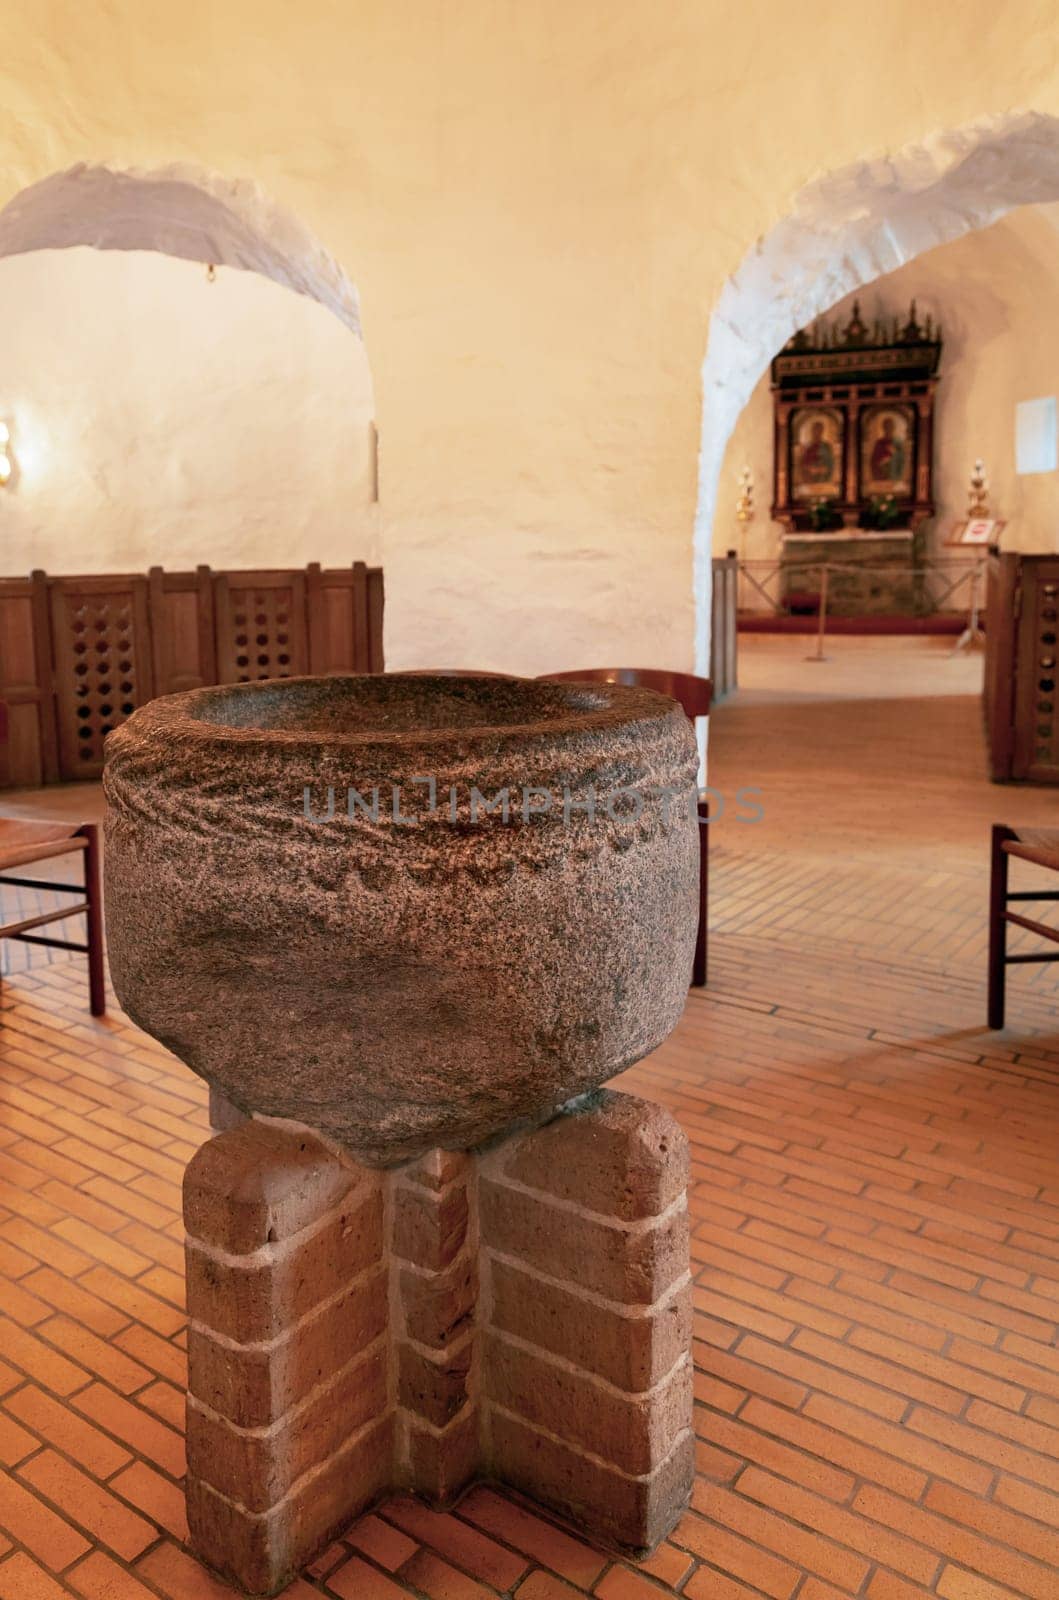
182,1091 -> 694,1595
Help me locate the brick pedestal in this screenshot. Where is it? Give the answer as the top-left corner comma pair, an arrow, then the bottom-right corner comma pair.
184,1092 -> 693,1595
478,1096 -> 694,1552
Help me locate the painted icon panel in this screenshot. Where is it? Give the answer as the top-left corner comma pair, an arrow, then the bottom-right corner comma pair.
860,403 -> 915,498
790,406 -> 844,501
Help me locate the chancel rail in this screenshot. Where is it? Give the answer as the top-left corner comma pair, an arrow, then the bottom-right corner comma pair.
736,556 -> 982,621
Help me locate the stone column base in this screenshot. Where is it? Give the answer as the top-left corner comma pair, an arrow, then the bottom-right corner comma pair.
184,1091 -> 693,1596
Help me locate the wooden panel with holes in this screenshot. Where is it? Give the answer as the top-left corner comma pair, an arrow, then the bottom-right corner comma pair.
213,570 -> 308,685
983,552 -> 1018,781
1012,556 -> 1059,784
49,575 -> 153,781
0,561 -> 384,785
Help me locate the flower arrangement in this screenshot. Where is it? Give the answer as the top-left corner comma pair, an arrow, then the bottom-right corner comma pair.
807,497 -> 843,531
861,494 -> 903,531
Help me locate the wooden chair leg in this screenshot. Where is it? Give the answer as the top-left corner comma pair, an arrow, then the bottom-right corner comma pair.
988,824 -> 1014,1030
80,824 -> 106,1016
692,799 -> 708,988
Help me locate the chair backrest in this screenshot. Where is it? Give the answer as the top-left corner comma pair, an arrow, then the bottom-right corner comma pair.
541,668 -> 712,723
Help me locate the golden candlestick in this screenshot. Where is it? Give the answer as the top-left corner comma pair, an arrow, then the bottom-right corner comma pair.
736,465 -> 754,523
968,458 -> 990,518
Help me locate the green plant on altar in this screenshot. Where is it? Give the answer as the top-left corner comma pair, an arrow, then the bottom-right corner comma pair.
807,496 -> 843,531
861,493 -> 903,530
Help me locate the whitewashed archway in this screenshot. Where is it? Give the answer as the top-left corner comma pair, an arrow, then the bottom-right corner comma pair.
0,162 -> 363,337
0,162 -> 377,580
695,110 -> 1059,674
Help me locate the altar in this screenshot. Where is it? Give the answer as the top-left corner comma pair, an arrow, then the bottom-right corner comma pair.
780,529 -> 923,616
770,301 -> 941,617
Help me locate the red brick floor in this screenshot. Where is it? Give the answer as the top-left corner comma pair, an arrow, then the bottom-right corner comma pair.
2,639 -> 1059,1598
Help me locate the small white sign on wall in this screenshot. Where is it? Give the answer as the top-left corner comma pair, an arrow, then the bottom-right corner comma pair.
1015,396 -> 1058,475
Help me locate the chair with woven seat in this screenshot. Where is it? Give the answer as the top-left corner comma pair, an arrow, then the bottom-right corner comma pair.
540,668 -> 712,987
988,824 -> 1059,1029
0,819 -> 105,1015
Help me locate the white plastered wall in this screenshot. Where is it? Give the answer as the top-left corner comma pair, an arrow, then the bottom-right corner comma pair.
0,165 -> 376,579
0,247 -> 376,577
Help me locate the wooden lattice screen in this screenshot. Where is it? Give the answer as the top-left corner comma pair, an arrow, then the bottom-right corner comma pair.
984,552 -> 1059,785
214,571 -> 309,686
51,575 -> 153,782
1013,557 -> 1059,784
0,560 -> 383,787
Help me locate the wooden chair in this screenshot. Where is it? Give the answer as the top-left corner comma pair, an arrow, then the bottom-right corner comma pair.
988,824 -> 1059,1028
541,669 -> 712,987
0,820 -> 105,1015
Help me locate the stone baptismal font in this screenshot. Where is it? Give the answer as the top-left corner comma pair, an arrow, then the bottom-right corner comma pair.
104,673 -> 699,1595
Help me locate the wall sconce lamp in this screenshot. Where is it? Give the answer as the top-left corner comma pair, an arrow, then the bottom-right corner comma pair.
0,422 -> 13,487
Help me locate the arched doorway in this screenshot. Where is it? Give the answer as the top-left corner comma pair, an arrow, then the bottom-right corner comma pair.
0,162 -> 379,786
695,109 -> 1059,675
0,161 -> 375,576
0,162 -> 362,332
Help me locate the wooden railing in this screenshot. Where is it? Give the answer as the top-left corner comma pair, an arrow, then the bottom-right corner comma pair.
0,561 -> 384,787
736,554 -> 980,619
